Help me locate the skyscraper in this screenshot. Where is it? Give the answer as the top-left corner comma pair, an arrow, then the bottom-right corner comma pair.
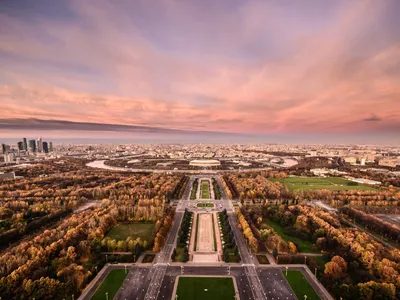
49,142 -> 53,152
1,143 -> 6,154
23,138 -> 27,151
29,139 -> 36,152
37,137 -> 43,153
17,141 -> 24,151
43,142 -> 49,153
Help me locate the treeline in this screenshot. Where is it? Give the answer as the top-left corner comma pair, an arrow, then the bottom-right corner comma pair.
0,207 -> 117,299
212,178 -> 221,200
223,173 -> 400,209
190,178 -> 198,200
239,203 -> 400,298
0,208 -> 72,249
220,176 -> 233,199
171,175 -> 189,199
219,209 -> 239,262
236,209 -> 258,252
152,206 -> 175,252
293,205 -> 400,300
339,206 -> 400,243
172,209 -> 192,262
222,175 -> 238,198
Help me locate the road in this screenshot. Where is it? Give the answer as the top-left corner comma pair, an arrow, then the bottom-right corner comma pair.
144,212 -> 183,300
227,213 -> 266,299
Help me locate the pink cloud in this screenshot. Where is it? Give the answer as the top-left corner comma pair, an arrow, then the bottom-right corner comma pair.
0,0 -> 399,135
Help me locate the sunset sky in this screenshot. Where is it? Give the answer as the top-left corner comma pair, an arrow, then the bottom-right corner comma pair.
0,0 -> 399,143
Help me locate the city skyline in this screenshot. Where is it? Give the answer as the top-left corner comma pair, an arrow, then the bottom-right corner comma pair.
0,0 -> 399,144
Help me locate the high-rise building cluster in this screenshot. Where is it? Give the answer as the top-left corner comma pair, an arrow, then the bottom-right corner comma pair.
1,137 -> 54,163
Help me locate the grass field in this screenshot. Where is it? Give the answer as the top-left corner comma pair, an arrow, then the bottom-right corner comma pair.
175,277 -> 236,300
91,269 -> 127,300
269,177 -> 376,191
105,222 -> 155,241
200,180 -> 211,199
256,254 -> 269,264
284,270 -> 320,300
173,247 -> 185,262
196,202 -> 214,208
262,218 -> 316,253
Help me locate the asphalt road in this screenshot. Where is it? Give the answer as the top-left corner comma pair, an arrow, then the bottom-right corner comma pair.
144,212 -> 184,300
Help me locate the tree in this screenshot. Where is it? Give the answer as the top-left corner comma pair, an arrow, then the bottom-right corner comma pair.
331,256 -> 347,272
223,249 -> 230,262
182,248 -> 189,262
288,242 -> 297,254
324,261 -> 342,280
233,245 -> 239,256
272,248 -> 278,259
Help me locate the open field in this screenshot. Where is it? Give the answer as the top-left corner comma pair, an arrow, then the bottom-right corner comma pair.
200,180 -> 211,199
262,218 -> 316,253
175,277 -> 235,300
105,222 -> 155,241
284,270 -> 320,300
269,177 -> 377,191
90,269 -> 127,300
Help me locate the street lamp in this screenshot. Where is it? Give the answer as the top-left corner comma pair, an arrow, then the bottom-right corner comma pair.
304,256 -> 307,265
175,295 -> 178,300
285,266 -> 288,276
106,292 -> 109,300
304,295 -> 307,300
314,267 -> 317,277
106,254 -> 108,263
125,265 -> 127,274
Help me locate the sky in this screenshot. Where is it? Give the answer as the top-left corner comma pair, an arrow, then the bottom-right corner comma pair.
0,0 -> 399,144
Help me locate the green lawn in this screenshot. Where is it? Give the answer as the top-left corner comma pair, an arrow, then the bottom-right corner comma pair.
176,277 -> 236,300
263,218 -> 317,253
196,202 -> 214,208
256,255 -> 269,264
91,269 -> 127,300
200,180 -> 211,199
284,270 -> 320,300
173,247 -> 185,262
269,177 -> 376,191
105,222 -> 155,241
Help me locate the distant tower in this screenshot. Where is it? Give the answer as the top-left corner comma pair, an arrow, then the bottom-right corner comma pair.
43,142 -> 49,153
17,141 -> 24,151
23,138 -> 27,151
29,139 -> 36,152
49,142 -> 53,152
37,137 -> 43,152
1,143 -> 6,154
